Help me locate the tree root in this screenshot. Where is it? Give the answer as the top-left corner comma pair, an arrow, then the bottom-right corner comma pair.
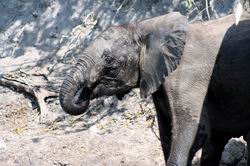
0,75 -> 58,124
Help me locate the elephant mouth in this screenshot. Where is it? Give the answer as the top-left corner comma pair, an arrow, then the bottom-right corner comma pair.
83,76 -> 132,101
90,82 -> 132,100
73,87 -> 92,110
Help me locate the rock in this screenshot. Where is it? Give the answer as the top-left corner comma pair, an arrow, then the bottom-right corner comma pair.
89,125 -> 100,133
192,149 -> 202,166
128,90 -> 136,97
220,137 -> 247,166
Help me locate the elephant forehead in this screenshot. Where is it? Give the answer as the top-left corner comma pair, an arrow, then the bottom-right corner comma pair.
86,37 -> 113,56
89,29 -> 132,54
103,26 -> 130,39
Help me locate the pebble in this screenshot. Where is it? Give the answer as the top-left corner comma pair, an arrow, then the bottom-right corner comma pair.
89,125 -> 99,133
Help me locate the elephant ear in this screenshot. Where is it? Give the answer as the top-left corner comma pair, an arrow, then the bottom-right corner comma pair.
135,12 -> 189,98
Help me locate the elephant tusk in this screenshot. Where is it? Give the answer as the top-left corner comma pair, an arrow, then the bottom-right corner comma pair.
234,2 -> 243,26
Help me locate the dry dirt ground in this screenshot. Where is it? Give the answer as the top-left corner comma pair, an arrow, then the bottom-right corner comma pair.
0,86 -> 167,166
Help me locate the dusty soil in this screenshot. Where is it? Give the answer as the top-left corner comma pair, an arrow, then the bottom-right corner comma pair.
0,86 -> 166,166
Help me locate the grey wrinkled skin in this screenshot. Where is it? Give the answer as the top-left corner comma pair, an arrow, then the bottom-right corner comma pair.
59,12 -> 250,166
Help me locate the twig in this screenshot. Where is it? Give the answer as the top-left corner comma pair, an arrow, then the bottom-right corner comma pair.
190,0 -> 198,9
149,115 -> 160,140
19,69 -> 49,81
112,0 -> 127,24
205,0 -> 211,20
0,76 -> 58,124
140,104 -> 160,140
189,8 -> 207,23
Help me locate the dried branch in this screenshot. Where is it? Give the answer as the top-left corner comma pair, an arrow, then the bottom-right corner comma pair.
205,0 -> 211,20
19,69 -> 49,81
112,0 -> 127,24
140,104 -> 160,140
0,75 -> 58,124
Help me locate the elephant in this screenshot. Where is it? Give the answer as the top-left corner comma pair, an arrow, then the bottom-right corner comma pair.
59,12 -> 250,166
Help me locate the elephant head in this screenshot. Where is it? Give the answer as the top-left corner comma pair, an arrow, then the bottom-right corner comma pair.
59,12 -> 188,115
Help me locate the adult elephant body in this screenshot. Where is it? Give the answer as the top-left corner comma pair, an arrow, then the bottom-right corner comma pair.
59,12 -> 250,166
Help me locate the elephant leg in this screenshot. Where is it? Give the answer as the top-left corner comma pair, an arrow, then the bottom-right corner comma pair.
200,130 -> 229,166
167,107 -> 201,166
166,86 -> 209,165
187,106 -> 211,166
156,109 -> 172,162
162,62 -> 213,165
187,128 -> 204,166
153,86 -> 172,162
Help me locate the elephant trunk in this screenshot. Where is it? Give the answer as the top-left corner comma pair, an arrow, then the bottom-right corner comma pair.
59,57 -> 93,115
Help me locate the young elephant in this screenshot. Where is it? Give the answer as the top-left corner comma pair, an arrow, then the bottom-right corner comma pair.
59,12 -> 250,166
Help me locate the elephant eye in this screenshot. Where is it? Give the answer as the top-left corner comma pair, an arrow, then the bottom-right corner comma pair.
102,49 -> 114,65
105,55 -> 114,65
102,49 -> 111,56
